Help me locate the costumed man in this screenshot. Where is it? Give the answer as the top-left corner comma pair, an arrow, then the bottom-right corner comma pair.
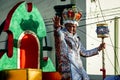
52,6 -> 105,80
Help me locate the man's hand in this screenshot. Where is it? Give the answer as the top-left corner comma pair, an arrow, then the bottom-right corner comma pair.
98,43 -> 106,51
52,16 -> 62,29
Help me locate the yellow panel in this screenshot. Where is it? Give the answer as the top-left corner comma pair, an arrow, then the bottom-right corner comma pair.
28,69 -> 42,80
7,69 -> 26,80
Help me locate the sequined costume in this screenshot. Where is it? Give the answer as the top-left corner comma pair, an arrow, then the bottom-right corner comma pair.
56,27 -> 99,80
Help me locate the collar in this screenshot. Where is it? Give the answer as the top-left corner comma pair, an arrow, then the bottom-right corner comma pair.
63,28 -> 78,38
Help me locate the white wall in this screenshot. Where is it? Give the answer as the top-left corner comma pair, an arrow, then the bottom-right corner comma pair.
86,0 -> 120,76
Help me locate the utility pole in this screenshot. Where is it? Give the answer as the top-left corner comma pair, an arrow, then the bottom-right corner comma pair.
114,17 -> 119,75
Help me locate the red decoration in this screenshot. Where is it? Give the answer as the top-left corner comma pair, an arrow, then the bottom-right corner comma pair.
68,10 -> 72,17
62,6 -> 82,22
43,57 -> 48,61
42,72 -> 61,80
0,52 -> 5,59
27,3 -> 32,12
76,12 -> 82,21
6,30 -> 13,58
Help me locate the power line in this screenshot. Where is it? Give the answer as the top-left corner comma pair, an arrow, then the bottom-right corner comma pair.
44,11 -> 120,26
75,6 -> 120,18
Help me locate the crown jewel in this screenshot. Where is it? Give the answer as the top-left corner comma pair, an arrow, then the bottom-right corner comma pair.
62,6 -> 82,22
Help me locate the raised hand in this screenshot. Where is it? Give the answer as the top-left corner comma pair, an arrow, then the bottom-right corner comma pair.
52,16 -> 62,29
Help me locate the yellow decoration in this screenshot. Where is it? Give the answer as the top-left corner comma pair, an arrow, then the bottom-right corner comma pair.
3,69 -> 42,80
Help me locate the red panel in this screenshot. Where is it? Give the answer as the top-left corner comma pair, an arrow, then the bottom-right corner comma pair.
20,34 -> 39,68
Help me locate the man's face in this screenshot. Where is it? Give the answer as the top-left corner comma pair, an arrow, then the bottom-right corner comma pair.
65,23 -> 77,35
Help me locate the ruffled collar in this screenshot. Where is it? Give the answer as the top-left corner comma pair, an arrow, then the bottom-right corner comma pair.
63,28 -> 78,38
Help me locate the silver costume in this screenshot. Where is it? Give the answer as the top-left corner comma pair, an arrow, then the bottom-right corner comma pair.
57,28 -> 99,80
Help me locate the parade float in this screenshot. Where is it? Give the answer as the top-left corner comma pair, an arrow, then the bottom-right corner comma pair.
0,1 -> 120,80
0,1 -> 61,80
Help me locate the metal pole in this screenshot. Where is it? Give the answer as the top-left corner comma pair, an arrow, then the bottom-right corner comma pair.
100,37 -> 106,80
97,23 -> 108,80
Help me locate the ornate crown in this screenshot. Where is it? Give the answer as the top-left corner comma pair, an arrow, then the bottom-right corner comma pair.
62,6 -> 82,25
